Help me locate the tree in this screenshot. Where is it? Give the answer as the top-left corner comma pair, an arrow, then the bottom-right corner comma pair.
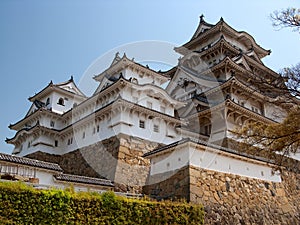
237,8 -> 300,168
271,7 -> 300,32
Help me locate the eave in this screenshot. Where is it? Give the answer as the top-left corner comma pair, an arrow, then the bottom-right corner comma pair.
159,66 -> 177,79
143,137 -> 275,166
64,76 -> 184,121
28,84 -> 87,103
199,76 -> 268,101
93,54 -> 169,83
6,123 -> 60,145
187,99 -> 277,124
8,95 -> 186,143
9,108 -> 62,131
128,81 -> 185,108
243,54 -> 280,78
225,100 -> 277,124
53,174 -> 114,187
0,152 -> 63,172
201,56 -> 248,76
181,18 -> 270,59
194,35 -> 240,57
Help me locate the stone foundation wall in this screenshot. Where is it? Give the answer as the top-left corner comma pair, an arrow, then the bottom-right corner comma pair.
110,135 -> 160,193
143,166 -> 190,201
27,135 -> 160,194
26,135 -> 300,224
190,166 -> 299,225
143,165 -> 299,224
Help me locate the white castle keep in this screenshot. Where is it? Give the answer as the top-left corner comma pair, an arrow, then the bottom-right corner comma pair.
5,16 -> 293,193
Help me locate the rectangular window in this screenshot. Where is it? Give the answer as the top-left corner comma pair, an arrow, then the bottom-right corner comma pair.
50,121 -> 55,127
97,125 -> 100,132
82,132 -> 85,139
139,120 -> 145,129
67,137 -> 73,145
153,125 -> 159,133
54,140 -> 58,147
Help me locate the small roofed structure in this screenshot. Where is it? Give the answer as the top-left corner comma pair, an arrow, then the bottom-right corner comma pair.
0,152 -> 113,192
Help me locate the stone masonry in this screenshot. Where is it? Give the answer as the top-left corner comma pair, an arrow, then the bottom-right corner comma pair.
27,134 -> 160,193
144,164 -> 300,225
27,136 -> 300,224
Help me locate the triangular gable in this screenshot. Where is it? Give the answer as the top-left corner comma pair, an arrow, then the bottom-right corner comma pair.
233,55 -> 252,72
55,77 -> 86,97
191,15 -> 214,40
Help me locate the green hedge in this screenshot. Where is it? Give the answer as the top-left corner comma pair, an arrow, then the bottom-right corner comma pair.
0,181 -> 204,224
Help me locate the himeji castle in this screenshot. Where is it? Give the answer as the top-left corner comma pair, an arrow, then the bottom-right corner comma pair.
4,17 -> 300,223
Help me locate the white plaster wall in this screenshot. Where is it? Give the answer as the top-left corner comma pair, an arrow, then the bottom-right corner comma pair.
149,144 -> 281,182
264,102 -> 286,122
189,148 -> 281,182
149,147 -> 190,176
19,144 -> 55,157
51,92 -> 76,114
35,135 -> 55,146
28,170 -> 110,193
36,170 -> 58,186
49,109 -> 181,155
120,87 -> 175,117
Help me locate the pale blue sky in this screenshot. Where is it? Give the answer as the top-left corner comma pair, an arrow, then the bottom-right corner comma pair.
1,0 -> 299,154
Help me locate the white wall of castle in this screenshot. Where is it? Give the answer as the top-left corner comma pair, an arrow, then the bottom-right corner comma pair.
264,102 -> 286,122
17,106 -> 181,156
0,162 -> 110,193
149,144 -> 281,182
50,92 -> 75,114
230,93 -> 264,115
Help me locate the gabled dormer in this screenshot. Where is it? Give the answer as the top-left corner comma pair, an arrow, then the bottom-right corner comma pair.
27,76 -> 87,115
93,52 -> 170,94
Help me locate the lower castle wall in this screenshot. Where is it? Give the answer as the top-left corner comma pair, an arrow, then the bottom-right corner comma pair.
143,165 -> 300,225
190,166 -> 299,224
143,166 -> 190,201
26,135 -> 160,193
25,135 -> 300,224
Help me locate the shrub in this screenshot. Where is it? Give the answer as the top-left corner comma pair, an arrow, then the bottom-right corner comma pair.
0,181 -> 204,224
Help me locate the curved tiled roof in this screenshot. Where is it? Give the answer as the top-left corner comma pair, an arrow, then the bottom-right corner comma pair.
0,153 -> 62,172
54,174 -> 114,187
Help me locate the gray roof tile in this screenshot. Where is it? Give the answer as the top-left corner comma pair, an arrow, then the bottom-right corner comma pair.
54,174 -> 114,187
0,153 -> 62,172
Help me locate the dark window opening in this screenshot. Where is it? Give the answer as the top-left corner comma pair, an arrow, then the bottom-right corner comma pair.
58,98 -> 64,106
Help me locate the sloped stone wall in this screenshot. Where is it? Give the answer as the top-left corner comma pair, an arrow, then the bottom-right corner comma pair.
190,166 -> 300,224
26,149 -> 106,179
143,165 -> 299,224
26,135 -> 160,193
26,135 -> 300,224
143,166 -> 190,201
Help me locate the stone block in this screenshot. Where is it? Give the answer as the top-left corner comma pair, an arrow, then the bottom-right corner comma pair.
276,188 -> 285,197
